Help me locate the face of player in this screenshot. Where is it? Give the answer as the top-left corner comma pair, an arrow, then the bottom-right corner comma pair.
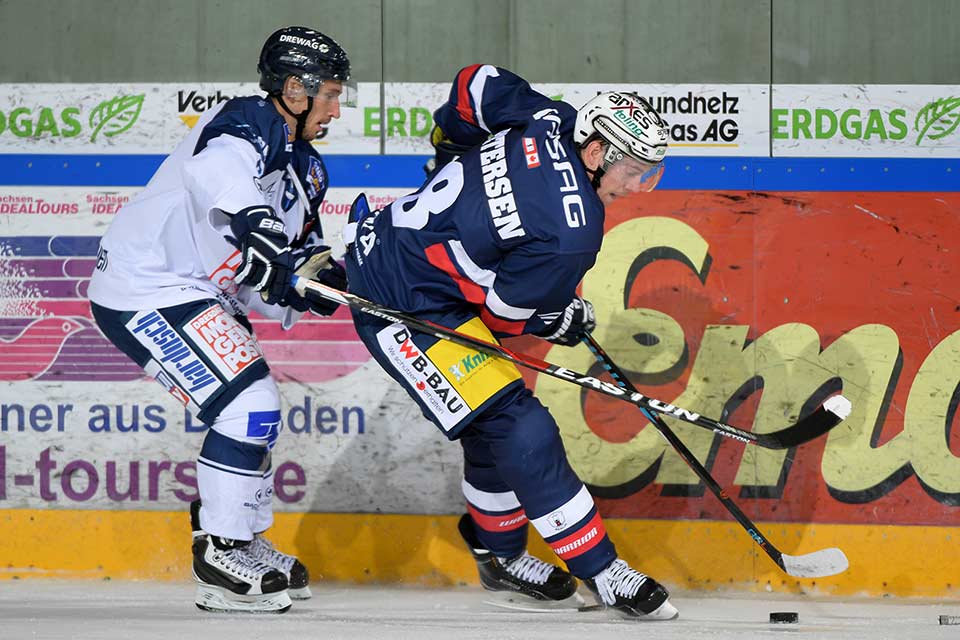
299,80 -> 344,141
278,77 -> 344,141
596,155 -> 664,205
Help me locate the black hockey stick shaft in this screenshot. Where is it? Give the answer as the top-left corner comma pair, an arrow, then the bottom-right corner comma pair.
293,277 -> 849,576
581,333 -> 797,572
293,276 -> 844,449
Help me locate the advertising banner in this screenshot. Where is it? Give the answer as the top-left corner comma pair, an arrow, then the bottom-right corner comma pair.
0,82 -> 770,157
4,83 -> 958,157
773,85 -> 960,157
381,83 -> 770,156
3,186 -> 959,531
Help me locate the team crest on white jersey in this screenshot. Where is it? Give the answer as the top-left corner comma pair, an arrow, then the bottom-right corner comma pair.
305,156 -> 325,200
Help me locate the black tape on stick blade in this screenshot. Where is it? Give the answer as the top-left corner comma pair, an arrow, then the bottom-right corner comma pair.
769,612 -> 799,624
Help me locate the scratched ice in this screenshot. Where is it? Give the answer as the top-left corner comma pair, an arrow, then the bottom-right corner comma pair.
1,581 -> 957,640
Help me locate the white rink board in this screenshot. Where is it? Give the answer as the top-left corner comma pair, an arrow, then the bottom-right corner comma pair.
0,368 -> 466,513
773,84 -> 960,157
7,82 -> 957,157
0,82 -> 770,156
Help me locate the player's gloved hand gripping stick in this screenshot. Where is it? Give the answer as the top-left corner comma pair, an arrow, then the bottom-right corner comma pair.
292,276 -> 851,577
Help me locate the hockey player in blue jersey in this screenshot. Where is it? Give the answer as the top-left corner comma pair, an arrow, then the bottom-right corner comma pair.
341,64 -> 676,619
87,27 -> 353,613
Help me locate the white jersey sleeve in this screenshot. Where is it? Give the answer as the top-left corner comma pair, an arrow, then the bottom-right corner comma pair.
181,134 -> 271,287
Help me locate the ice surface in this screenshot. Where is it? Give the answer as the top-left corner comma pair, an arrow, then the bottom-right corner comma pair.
1,581 -> 957,640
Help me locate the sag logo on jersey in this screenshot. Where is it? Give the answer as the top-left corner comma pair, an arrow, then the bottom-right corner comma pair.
534,108 -> 586,228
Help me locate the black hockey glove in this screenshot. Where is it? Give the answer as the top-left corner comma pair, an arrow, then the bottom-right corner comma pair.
423,124 -> 474,176
537,297 -> 596,346
228,205 -> 295,305
283,245 -> 347,316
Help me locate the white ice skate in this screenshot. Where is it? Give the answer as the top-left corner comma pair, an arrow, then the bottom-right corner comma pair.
192,534 -> 292,614
248,534 -> 312,600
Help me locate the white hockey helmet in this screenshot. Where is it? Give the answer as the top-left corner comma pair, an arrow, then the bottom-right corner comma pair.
575,92 -> 669,189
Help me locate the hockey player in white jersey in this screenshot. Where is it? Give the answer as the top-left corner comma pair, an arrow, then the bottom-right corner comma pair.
87,27 -> 354,613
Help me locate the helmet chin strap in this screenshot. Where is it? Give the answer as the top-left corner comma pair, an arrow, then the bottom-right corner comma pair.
578,142 -> 618,191
589,166 -> 605,191
276,94 -> 314,140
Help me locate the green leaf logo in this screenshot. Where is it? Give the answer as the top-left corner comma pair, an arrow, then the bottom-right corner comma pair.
89,94 -> 145,142
914,96 -> 960,145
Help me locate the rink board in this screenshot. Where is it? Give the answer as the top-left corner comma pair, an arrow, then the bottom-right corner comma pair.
2,81 -> 960,598
2,509 -> 958,598
2,179 -> 960,598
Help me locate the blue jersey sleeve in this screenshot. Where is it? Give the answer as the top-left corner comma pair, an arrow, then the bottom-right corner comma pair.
194,97 -> 291,175
434,64 -> 569,147
482,247 -> 597,338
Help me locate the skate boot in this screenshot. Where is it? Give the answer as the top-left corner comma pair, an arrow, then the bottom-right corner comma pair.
584,558 -> 678,620
189,500 -> 291,613
457,513 -> 580,608
248,534 -> 312,600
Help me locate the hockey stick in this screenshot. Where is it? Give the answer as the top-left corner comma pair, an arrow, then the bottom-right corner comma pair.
581,333 -> 849,578
293,276 -> 850,450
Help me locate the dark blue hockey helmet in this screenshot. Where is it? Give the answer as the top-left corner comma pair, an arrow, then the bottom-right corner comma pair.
258,27 -> 354,103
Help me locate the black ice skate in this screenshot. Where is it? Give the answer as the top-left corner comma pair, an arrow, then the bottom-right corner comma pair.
584,558 -> 678,620
248,534 -> 312,600
189,500 -> 291,613
457,513 -> 581,610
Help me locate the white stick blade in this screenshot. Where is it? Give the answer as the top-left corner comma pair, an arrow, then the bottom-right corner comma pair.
782,547 -> 849,578
824,395 -> 853,420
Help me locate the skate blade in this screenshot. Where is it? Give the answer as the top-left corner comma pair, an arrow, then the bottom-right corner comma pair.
289,585 -> 312,600
194,584 -> 292,614
483,590 -> 585,613
628,599 -> 679,621
583,598 -> 679,621
646,599 -> 679,620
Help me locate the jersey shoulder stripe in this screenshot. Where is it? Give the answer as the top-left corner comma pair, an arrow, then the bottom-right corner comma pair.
194,96 -> 291,175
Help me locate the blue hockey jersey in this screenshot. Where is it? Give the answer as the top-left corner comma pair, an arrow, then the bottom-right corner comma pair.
350,64 -> 604,338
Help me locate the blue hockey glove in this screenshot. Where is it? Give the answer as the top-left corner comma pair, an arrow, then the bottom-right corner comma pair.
229,205 -> 295,305
283,245 -> 347,316
423,124 -> 474,176
538,297 -> 596,346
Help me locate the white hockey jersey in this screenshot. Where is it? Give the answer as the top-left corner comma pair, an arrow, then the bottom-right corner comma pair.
87,96 -> 331,326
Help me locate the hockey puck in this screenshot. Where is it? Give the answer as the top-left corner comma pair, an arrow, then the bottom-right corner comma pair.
769,611 -> 798,624
940,615 -> 960,625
